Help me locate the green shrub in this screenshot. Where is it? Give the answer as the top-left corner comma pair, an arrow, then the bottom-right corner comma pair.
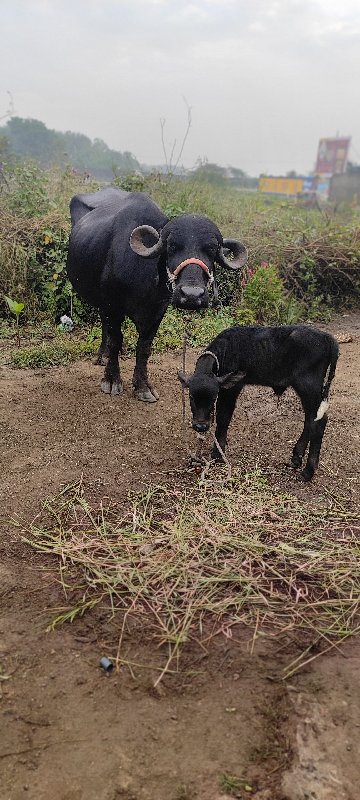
123,307 -> 236,354
113,173 -> 146,193
5,162 -> 51,217
241,264 -> 284,323
235,263 -> 304,325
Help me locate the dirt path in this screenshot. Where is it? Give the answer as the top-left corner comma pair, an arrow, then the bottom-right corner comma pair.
1,313 -> 360,800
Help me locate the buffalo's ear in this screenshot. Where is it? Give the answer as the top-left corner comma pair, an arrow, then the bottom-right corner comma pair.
177,370 -> 190,388
218,371 -> 246,389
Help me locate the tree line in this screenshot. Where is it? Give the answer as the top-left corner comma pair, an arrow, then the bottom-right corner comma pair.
0,116 -> 140,180
0,116 -> 258,188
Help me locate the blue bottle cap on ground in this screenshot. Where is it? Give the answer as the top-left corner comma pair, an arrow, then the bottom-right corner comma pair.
99,656 -> 114,672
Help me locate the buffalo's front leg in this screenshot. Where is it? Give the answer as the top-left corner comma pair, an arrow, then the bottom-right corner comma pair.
94,313 -> 110,366
132,325 -> 161,402
101,321 -> 124,396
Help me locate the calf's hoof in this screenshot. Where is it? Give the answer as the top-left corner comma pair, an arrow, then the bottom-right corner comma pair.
211,449 -> 224,463
290,454 -> 302,469
101,380 -> 123,396
298,468 -> 314,482
135,388 -> 159,403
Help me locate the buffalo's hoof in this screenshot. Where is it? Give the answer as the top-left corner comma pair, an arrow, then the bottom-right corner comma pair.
101,380 -> 123,396
135,388 -> 158,403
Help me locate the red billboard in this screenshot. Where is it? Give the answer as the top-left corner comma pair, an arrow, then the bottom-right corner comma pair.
315,137 -> 351,176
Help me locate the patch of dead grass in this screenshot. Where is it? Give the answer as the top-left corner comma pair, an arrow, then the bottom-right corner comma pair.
19,469 -> 360,683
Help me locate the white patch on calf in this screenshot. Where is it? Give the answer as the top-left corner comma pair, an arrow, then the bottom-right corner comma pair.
314,399 -> 329,421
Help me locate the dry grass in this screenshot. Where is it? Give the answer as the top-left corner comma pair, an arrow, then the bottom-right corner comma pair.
20,470 -> 360,683
0,207 -> 68,241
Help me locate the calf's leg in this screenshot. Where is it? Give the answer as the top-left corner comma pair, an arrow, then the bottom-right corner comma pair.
291,414 -> 311,468
211,387 -> 239,461
301,414 -> 328,481
294,384 -> 328,481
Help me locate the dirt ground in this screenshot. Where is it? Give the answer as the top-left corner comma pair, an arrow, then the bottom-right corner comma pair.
1,313 -> 360,800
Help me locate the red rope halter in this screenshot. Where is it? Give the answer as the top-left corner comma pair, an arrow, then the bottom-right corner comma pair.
171,258 -> 211,280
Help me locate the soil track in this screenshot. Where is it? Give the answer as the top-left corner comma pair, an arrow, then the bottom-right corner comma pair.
1,313 -> 360,800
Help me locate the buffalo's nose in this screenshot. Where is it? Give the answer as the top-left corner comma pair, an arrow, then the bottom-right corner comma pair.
193,422 -> 209,433
180,286 -> 205,300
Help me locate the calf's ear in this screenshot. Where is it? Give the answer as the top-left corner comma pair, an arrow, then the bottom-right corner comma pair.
177,370 -> 190,388
218,371 -> 246,389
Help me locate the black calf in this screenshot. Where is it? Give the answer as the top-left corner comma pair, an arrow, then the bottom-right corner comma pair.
178,325 -> 339,481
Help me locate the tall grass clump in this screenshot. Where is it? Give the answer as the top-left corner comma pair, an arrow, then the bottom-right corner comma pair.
0,161 -> 99,321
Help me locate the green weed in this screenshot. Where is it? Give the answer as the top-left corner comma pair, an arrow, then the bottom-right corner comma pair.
9,338 -> 97,368
219,773 -> 253,797
4,295 -> 25,346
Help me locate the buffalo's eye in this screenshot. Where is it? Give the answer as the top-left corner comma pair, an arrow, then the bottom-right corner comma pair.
204,240 -> 217,256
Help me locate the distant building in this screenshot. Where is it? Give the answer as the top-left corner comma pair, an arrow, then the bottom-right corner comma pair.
259,175 -> 307,197
330,171 -> 360,204
315,137 -> 351,177
313,137 -> 351,200
259,137 -> 353,202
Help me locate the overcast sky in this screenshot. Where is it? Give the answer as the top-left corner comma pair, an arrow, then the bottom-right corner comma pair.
1,0 -> 360,175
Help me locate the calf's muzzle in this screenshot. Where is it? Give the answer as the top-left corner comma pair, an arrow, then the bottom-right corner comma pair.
192,421 -> 210,433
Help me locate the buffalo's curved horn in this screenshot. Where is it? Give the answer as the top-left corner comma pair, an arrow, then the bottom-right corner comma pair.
217,239 -> 248,271
129,225 -> 164,258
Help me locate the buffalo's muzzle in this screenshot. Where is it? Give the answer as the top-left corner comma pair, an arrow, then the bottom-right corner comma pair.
178,286 -> 207,309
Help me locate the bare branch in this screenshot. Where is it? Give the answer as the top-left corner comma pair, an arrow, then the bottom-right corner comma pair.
0,91 -> 15,123
160,117 -> 169,172
160,97 -> 192,176
169,138 -> 177,171
173,96 -> 192,173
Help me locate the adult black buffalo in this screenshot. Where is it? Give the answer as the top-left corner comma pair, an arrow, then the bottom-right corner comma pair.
67,188 -> 247,402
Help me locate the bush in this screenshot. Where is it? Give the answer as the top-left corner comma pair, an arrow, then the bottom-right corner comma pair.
5,161 -> 51,217
233,263 -> 304,325
122,307 -> 236,354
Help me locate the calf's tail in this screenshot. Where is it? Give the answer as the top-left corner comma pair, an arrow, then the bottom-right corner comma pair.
315,336 -> 339,421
